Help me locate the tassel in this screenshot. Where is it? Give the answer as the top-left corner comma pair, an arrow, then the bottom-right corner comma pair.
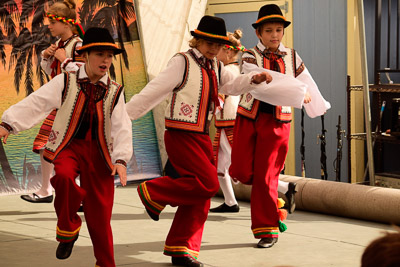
278,209 -> 288,221
278,220 -> 287,233
277,198 -> 285,209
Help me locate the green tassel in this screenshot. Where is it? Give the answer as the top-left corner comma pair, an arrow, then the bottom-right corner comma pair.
278,220 -> 287,233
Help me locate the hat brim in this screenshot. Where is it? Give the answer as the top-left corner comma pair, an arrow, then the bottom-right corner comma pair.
252,19 -> 291,29
191,31 -> 232,45
77,45 -> 124,55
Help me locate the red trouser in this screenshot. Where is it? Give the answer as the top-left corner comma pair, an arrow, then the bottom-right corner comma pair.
229,113 -> 290,239
50,139 -> 115,267
137,130 -> 219,259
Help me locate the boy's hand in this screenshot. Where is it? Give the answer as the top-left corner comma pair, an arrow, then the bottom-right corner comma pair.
112,165 -> 127,186
251,72 -> 273,84
304,91 -> 312,104
0,128 -> 9,144
54,48 -> 67,63
43,44 -> 57,58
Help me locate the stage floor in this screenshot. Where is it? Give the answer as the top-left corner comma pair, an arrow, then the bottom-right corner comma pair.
0,184 -> 395,267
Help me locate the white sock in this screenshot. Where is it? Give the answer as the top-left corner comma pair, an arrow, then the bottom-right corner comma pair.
278,180 -> 289,194
219,174 -> 238,206
216,130 -> 237,206
36,151 -> 54,197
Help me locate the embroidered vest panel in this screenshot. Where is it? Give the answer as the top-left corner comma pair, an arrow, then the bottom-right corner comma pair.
238,47 -> 295,121
215,64 -> 240,128
165,51 -> 219,133
43,72 -> 123,170
54,36 -> 83,75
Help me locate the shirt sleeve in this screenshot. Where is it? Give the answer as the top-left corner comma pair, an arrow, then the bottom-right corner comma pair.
125,55 -> 184,120
242,61 -> 306,109
218,62 -> 259,95
297,66 -> 331,118
40,49 -> 54,76
110,90 -> 133,165
1,74 -> 65,134
294,51 -> 331,117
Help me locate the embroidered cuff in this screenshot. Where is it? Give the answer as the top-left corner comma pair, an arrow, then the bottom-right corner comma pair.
0,122 -> 13,133
242,57 -> 257,65
61,58 -> 73,70
114,159 -> 127,168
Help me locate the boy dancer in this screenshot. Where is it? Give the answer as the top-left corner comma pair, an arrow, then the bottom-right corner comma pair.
229,4 -> 330,249
126,16 -> 273,267
0,27 -> 132,267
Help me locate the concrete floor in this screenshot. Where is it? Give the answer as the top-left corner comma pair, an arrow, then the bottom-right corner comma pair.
0,184 -> 395,267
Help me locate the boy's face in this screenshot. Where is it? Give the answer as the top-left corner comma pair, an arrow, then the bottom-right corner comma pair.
84,49 -> 114,78
256,22 -> 284,51
197,39 -> 224,60
47,19 -> 69,37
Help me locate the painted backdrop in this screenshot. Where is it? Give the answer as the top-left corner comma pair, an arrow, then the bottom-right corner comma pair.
0,0 -> 162,195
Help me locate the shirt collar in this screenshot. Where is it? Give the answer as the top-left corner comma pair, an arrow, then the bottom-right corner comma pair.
256,41 -> 286,54
77,65 -> 109,88
192,48 -> 204,59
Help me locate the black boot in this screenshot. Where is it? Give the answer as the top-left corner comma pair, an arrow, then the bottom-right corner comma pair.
171,256 -> 204,267
284,182 -> 298,214
209,203 -> 239,213
56,235 -> 78,259
257,237 -> 278,248
145,207 -> 159,221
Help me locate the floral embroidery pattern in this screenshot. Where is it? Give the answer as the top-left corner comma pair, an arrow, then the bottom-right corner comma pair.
48,130 -> 60,144
245,93 -> 252,103
179,103 -> 194,118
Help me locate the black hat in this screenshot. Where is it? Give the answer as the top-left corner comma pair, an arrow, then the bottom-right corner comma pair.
77,27 -> 124,55
252,4 -> 291,29
191,16 -> 232,45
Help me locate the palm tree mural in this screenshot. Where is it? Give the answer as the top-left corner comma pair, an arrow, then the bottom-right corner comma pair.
78,0 -> 138,79
0,0 -> 55,191
0,0 -> 142,192
10,0 -> 55,95
0,28 -> 7,68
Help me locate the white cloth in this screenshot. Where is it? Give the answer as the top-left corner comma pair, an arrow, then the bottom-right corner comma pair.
1,65 -> 132,165
243,42 -> 331,118
217,130 -> 237,206
137,0 -> 207,80
126,48 -> 263,121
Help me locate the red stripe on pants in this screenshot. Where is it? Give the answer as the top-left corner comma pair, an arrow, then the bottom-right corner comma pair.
229,113 -> 290,238
144,130 -> 219,256
51,139 -> 115,267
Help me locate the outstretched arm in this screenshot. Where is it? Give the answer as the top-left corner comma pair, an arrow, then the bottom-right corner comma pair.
219,62 -> 272,96
126,55 -> 184,120
1,74 -> 64,134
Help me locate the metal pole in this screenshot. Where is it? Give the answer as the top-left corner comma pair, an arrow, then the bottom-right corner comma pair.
397,0 -> 400,69
374,0 -> 382,84
388,0 -> 391,68
357,0 -> 375,185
